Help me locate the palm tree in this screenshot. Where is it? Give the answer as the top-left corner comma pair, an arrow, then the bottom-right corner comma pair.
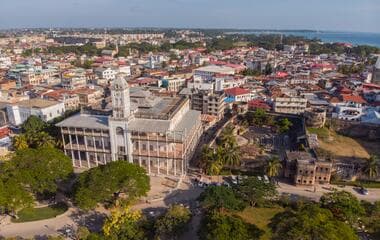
200,145 -> 214,171
27,132 -> 55,148
13,134 -> 28,150
208,160 -> 223,175
362,155 -> 379,180
266,156 -> 282,179
219,125 -> 235,148
222,143 -> 241,171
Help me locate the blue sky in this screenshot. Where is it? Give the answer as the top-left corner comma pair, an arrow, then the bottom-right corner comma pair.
0,0 -> 379,32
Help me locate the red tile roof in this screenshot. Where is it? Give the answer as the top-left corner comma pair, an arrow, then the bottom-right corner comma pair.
341,94 -> 366,104
224,87 -> 250,96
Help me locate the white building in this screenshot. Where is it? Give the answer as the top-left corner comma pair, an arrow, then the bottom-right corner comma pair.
6,98 -> 65,125
194,65 -> 235,81
95,67 -> 117,80
274,97 -> 308,114
56,78 -> 203,176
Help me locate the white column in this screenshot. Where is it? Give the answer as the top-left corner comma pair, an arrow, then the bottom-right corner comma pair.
156,134 -> 160,175
67,128 -> 75,167
166,132 -> 169,175
84,135 -> 90,168
138,132 -> 142,167
147,134 -> 151,174
75,128 -> 82,167
173,132 -> 176,176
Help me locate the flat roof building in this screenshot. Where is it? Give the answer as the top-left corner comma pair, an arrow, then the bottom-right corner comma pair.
57,77 -> 203,176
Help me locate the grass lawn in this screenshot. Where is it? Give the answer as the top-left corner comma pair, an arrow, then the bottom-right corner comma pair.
307,127 -> 380,160
235,206 -> 284,240
12,203 -> 68,223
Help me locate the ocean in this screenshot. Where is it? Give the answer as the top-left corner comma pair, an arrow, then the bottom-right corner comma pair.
227,31 -> 380,48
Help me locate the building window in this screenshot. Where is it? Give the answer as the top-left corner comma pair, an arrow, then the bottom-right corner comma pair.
116,127 -> 124,136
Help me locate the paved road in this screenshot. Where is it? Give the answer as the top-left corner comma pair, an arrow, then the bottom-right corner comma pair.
278,182 -> 380,202
0,208 -> 77,239
0,178 -> 202,239
1,178 -> 379,239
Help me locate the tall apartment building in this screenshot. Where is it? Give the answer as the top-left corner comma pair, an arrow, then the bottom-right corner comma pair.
274,97 -> 307,114
190,90 -> 225,121
61,68 -> 87,89
57,77 -> 203,176
372,57 -> 380,85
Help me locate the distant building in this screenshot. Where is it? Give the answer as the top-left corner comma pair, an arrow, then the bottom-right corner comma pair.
372,57 -> 380,85
6,98 -> 65,125
224,87 -> 255,103
273,97 -> 308,114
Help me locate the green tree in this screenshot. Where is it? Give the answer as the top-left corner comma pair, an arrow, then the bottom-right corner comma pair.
155,204 -> 191,240
219,125 -> 235,148
222,142 -> 241,170
270,204 -> 358,240
13,134 -> 28,150
199,186 -> 245,212
320,190 -> 364,224
236,177 -> 277,207
275,118 -> 293,133
10,147 -> 73,195
266,156 -> 282,179
0,178 -> 33,214
103,207 -> 147,240
361,201 -> 380,238
74,161 -> 150,210
76,226 -> 91,240
244,109 -> 274,127
200,146 -> 224,175
21,115 -> 47,133
198,211 -> 263,240
264,63 -> 273,75
362,155 -> 379,180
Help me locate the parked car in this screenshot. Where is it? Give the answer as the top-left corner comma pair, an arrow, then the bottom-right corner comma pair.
360,187 -> 369,195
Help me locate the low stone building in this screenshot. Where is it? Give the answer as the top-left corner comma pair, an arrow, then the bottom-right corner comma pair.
284,151 -> 332,186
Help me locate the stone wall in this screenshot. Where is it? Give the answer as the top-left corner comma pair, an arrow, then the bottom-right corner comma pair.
330,119 -> 380,140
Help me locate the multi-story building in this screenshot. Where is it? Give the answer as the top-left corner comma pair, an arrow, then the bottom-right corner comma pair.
274,97 -> 308,114
6,98 -> 65,125
225,87 -> 255,103
284,151 -> 332,186
190,90 -> 225,121
372,57 -> 380,85
56,77 -> 203,176
94,67 -> 117,81
161,77 -> 187,92
61,68 -> 87,89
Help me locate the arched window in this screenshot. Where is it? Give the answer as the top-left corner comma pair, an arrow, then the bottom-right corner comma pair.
116,127 -> 124,136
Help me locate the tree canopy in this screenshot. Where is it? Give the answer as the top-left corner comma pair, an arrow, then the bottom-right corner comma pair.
198,211 -> 263,240
320,190 -> 364,224
270,204 -> 358,240
235,177 -> 277,207
154,204 -> 191,240
7,147 -> 73,195
103,207 -> 148,240
199,186 -> 245,211
74,161 -> 150,210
